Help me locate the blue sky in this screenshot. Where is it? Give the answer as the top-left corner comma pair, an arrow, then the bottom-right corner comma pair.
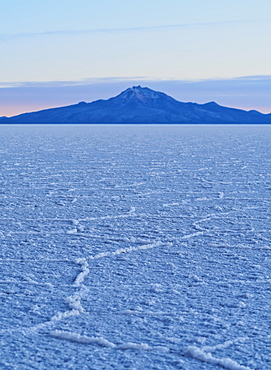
1,0 -> 271,116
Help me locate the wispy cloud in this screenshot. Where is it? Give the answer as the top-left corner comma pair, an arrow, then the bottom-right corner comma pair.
0,77 -> 145,89
0,20 -> 243,41
2,74 -> 271,89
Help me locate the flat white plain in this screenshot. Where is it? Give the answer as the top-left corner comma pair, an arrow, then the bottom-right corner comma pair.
1,124 -> 271,369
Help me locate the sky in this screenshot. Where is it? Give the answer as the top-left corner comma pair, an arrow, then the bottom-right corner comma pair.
1,0 -> 271,117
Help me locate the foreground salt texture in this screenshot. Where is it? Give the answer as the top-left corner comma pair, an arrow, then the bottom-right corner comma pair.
0,124 -> 271,369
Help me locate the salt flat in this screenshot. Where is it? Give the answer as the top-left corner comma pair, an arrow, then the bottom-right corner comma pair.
0,124 -> 271,369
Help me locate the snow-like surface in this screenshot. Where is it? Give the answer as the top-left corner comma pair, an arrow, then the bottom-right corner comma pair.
1,124 -> 271,369
117,85 -> 172,103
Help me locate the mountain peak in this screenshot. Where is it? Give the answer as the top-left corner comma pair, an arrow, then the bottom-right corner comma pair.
115,86 -> 171,105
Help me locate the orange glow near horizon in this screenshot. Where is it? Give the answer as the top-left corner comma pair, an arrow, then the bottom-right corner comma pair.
231,105 -> 271,114
0,103 -> 63,118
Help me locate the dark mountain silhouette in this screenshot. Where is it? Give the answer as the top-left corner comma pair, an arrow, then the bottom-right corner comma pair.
3,86 -> 271,124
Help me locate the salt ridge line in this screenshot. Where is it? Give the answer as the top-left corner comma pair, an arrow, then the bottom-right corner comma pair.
66,210 -> 147,234
88,229 -> 213,260
89,240 -> 168,259
186,347 -> 252,370
201,337 -> 249,353
50,330 -> 252,367
186,337 -> 252,370
192,211 -> 233,232
73,258 -> 90,287
50,330 -> 164,351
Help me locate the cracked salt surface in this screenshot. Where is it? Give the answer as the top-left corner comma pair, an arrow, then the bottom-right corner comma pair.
1,124 -> 271,369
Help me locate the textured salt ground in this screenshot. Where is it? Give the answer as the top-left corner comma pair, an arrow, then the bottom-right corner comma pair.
1,124 -> 271,369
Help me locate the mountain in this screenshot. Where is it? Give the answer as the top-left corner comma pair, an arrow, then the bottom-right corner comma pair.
2,86 -> 271,124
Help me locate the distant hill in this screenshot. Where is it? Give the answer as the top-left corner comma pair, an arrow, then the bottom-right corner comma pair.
2,86 -> 271,124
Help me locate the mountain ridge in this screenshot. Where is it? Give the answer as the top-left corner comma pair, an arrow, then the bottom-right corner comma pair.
2,86 -> 271,124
